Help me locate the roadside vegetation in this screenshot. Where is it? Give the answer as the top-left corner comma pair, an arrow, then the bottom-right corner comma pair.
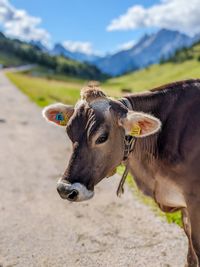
7,70 -> 84,107
6,41 -> 200,227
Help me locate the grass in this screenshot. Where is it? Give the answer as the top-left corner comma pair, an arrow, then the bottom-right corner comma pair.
6,70 -> 122,107
104,60 -> 200,92
7,71 -> 84,107
6,56 -> 200,227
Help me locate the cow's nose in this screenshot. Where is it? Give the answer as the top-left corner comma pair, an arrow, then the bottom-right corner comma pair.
67,189 -> 79,200
57,182 -> 79,201
57,180 -> 94,202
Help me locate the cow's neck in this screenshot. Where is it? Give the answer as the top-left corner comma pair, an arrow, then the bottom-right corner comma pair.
120,89 -> 180,197
121,88 -> 181,167
122,90 -> 179,184
123,89 -> 180,121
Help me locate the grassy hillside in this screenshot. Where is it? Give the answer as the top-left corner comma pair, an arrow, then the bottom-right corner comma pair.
103,42 -> 200,92
0,32 -> 106,80
7,71 -> 84,107
7,69 -> 123,107
104,61 -> 200,92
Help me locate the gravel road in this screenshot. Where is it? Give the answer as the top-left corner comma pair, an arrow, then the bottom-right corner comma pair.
0,71 -> 187,267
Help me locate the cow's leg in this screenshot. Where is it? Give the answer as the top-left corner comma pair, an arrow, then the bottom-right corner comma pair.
187,202 -> 200,267
182,208 -> 198,267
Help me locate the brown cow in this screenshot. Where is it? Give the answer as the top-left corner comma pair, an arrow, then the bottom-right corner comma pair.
43,80 -> 200,267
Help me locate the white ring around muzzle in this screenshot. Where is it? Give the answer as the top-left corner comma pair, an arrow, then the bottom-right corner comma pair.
57,179 -> 94,202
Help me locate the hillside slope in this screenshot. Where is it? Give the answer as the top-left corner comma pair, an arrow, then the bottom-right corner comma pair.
104,42 -> 200,91
0,32 -> 105,80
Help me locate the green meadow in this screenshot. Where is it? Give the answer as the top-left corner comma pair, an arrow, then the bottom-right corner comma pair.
7,71 -> 84,107
105,60 -> 200,92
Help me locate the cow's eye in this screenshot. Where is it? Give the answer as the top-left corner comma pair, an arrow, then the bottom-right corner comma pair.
95,133 -> 108,144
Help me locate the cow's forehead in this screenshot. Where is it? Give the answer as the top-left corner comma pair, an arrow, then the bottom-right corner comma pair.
90,99 -> 110,111
75,98 -> 110,112
67,99 -> 110,142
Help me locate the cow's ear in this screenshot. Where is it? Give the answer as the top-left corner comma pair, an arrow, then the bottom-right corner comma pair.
120,111 -> 161,137
42,103 -> 74,126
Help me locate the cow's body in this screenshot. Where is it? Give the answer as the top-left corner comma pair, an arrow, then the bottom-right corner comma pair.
125,80 -> 200,209
124,80 -> 200,266
43,79 -> 200,267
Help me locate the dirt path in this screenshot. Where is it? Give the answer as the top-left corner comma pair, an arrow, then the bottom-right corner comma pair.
0,71 -> 187,267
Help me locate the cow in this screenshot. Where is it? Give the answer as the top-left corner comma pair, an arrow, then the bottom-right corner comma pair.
43,79 -> 200,267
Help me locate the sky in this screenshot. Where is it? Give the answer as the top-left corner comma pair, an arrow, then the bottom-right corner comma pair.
0,0 -> 200,55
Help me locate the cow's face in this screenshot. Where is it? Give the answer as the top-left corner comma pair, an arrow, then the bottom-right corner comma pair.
43,84 -> 161,202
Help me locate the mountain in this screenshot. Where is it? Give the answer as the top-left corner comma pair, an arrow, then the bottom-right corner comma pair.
30,40 -> 49,53
52,43 -> 101,63
94,29 -> 197,76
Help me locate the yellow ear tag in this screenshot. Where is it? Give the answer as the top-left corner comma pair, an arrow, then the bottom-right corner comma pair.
130,124 -> 141,136
55,112 -> 68,126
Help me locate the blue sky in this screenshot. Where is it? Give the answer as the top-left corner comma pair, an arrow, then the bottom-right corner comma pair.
10,0 -> 156,54
1,0 -> 200,55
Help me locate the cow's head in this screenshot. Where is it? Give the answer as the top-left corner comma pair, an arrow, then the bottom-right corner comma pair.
43,83 -> 161,202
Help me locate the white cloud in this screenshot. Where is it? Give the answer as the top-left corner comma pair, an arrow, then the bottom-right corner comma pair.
62,41 -> 94,54
107,0 -> 200,36
117,40 -> 136,51
0,0 -> 50,45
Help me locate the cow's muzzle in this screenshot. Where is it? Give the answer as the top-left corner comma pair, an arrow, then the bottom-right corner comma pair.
57,179 -> 94,202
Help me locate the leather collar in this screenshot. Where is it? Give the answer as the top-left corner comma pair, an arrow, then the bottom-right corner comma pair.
123,135 -> 136,161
